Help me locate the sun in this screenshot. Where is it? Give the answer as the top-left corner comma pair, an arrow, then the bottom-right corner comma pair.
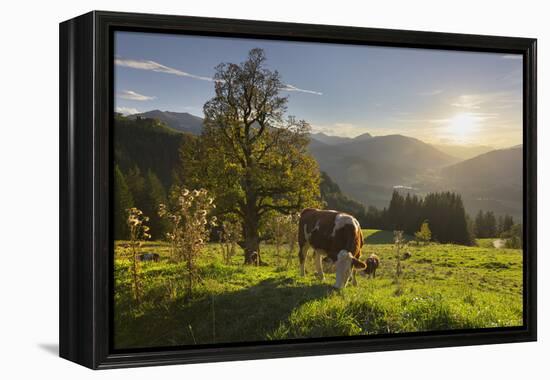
445,113 -> 480,143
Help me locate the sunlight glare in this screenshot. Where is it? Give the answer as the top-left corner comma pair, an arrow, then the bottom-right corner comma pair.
445,113 -> 479,143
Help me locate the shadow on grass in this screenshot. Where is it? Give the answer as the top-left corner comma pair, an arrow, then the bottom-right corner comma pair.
115,277 -> 333,349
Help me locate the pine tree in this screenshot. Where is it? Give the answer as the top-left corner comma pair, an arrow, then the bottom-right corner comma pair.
143,170 -> 169,240
499,214 -> 515,235
474,210 -> 486,238
113,165 -> 134,240
388,191 -> 405,230
485,211 -> 497,238
125,165 -> 146,209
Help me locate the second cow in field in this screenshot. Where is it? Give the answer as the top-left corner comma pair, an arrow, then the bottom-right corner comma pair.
298,208 -> 366,289
362,253 -> 380,278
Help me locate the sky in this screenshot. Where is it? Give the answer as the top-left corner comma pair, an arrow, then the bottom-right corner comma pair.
114,31 -> 523,148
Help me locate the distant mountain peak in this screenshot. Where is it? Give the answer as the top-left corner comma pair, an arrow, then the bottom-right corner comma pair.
310,132 -> 352,145
129,110 -> 204,135
354,132 -> 372,141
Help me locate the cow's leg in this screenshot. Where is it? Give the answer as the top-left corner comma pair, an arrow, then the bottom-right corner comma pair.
351,269 -> 358,286
314,250 -> 325,281
299,242 -> 309,277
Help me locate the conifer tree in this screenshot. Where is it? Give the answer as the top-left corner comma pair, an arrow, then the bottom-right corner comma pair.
113,165 -> 134,239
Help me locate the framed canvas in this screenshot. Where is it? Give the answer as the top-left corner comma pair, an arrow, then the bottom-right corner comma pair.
59,11 -> 537,369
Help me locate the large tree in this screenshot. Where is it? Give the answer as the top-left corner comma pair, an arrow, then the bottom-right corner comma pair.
180,48 -> 320,264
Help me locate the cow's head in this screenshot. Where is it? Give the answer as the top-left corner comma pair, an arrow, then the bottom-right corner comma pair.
334,250 -> 366,289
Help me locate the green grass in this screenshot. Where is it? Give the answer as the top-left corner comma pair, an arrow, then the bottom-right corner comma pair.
114,236 -> 523,349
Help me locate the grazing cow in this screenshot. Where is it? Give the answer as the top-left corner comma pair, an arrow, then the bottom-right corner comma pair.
298,208 -> 366,289
362,254 -> 380,278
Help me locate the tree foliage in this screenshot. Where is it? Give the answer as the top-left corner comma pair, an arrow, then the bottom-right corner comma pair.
179,48 -> 320,263
474,210 -> 498,238
371,191 -> 473,245
113,165 -> 134,240
497,214 -> 515,236
502,224 -> 522,249
113,114 -> 183,189
415,220 -> 432,244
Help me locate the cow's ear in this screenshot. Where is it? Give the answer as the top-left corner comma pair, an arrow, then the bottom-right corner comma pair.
352,257 -> 366,269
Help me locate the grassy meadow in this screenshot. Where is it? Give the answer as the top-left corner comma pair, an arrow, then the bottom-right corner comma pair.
114,229 -> 523,349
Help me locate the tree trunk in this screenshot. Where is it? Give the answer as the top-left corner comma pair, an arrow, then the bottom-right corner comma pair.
242,166 -> 262,265
243,213 -> 261,265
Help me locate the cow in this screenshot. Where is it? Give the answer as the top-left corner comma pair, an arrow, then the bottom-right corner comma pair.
298,208 -> 366,289
362,253 -> 380,278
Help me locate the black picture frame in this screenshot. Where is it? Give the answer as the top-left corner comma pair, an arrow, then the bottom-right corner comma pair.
59,10 -> 537,369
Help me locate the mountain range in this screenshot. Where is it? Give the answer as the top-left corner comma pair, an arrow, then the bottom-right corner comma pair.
120,110 -> 523,220
127,110 -> 204,135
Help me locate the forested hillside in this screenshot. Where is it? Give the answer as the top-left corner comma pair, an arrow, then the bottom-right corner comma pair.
114,114 -> 187,189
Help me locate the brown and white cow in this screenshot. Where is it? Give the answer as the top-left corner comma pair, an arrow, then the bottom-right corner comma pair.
298,208 -> 366,289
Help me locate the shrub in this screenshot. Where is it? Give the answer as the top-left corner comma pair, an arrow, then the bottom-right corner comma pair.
415,220 -> 432,245
126,207 -> 151,305
219,219 -> 242,265
159,187 -> 216,302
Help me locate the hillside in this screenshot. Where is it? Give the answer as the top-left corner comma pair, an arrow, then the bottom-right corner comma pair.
310,132 -> 352,145
338,134 -> 458,170
114,115 -> 188,188
441,146 -> 522,194
308,136 -> 454,208
320,171 -> 370,225
311,141 -> 400,207
128,110 -> 204,135
439,146 -> 523,219
434,143 -> 494,160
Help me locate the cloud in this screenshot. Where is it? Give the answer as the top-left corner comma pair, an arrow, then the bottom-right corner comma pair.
451,94 -> 483,109
280,83 -> 323,96
115,58 -> 215,82
310,122 -> 364,137
428,112 -> 499,125
116,106 -> 140,115
418,89 -> 443,96
117,90 -> 155,101
450,92 -> 520,110
501,54 -> 522,60
116,57 -> 322,95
